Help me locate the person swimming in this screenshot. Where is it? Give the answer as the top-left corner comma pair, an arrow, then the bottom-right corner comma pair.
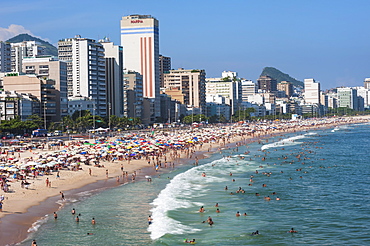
288,228 -> 298,233
148,215 -> 153,224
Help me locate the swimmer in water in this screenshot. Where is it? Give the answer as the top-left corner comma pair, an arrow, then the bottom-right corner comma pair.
76,216 -> 79,222
216,208 -> 220,213
87,233 -> 94,235
91,218 -> 96,225
148,215 -> 153,224
288,228 -> 297,233
236,211 -> 241,217
199,206 -> 205,213
54,212 -> 58,219
71,208 -> 76,215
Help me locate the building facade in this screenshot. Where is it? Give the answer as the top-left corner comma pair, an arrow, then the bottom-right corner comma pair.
205,80 -> 239,114
120,14 -> 160,118
163,68 -> 206,112
277,81 -> 293,98
124,70 -> 143,120
337,87 -> 358,110
0,91 -> 39,121
10,41 -> 45,73
3,74 -> 58,124
159,55 -> 171,88
101,40 -> 124,117
257,75 -> 277,93
22,56 -> 68,119
304,78 -> 321,105
241,80 -> 257,102
0,42 -> 11,72
58,36 -> 106,117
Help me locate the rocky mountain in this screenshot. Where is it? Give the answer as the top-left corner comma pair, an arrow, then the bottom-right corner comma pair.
260,67 -> 303,88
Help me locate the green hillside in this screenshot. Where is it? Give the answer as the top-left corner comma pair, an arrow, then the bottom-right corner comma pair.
6,33 -> 58,56
260,67 -> 303,87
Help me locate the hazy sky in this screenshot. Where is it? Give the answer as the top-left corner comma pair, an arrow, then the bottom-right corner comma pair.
1,0 -> 369,89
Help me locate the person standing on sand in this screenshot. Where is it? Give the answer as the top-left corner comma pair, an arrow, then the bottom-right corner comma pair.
106,169 -> 108,178
45,178 -> 49,187
89,168 -> 92,176
0,201 -> 3,212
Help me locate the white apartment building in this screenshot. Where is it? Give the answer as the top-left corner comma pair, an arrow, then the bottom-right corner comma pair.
58,36 -> 106,117
364,78 -> 370,90
337,87 -> 358,110
304,78 -> 321,105
241,80 -> 257,102
221,71 -> 238,80
205,80 -> 240,114
11,41 -> 45,73
355,87 -> 370,108
101,40 -> 124,117
206,94 -> 231,121
120,14 -> 160,117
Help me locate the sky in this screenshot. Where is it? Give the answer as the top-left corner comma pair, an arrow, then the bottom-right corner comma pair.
1,0 -> 370,89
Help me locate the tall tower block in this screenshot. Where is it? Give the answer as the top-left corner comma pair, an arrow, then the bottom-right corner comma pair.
120,15 -> 159,101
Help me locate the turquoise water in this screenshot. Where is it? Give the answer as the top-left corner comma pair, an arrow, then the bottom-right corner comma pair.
19,123 -> 370,245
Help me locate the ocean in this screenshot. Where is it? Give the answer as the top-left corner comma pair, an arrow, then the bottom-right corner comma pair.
18,123 -> 370,246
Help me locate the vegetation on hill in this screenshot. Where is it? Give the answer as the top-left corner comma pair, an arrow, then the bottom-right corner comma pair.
260,67 -> 303,87
6,33 -> 58,56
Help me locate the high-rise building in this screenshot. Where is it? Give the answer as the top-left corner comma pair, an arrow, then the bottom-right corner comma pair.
101,40 -> 124,117
58,36 -> 106,117
120,15 -> 160,103
159,55 -> 171,87
337,87 -> 358,110
277,81 -> 293,98
240,80 -> 257,102
257,75 -> 277,93
163,68 -> 206,111
364,78 -> 370,89
304,78 -> 321,105
124,70 -> 143,119
0,42 -> 11,72
205,80 -> 239,114
22,56 -> 68,119
10,41 -> 45,73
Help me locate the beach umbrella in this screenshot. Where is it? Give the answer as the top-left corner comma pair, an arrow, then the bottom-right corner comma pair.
7,167 -> 19,172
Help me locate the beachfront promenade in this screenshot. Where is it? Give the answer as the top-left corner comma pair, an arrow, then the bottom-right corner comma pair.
0,116 -> 368,245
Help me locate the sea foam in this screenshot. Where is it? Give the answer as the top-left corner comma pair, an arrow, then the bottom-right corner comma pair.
261,133 -> 312,150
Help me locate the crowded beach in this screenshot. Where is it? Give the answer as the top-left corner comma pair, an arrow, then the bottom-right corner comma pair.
0,116 -> 368,244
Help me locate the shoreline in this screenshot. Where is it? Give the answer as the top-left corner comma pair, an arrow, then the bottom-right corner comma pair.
1,116 -> 369,246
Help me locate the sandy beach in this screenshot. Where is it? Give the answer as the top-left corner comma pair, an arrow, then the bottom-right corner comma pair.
0,115 -> 369,246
